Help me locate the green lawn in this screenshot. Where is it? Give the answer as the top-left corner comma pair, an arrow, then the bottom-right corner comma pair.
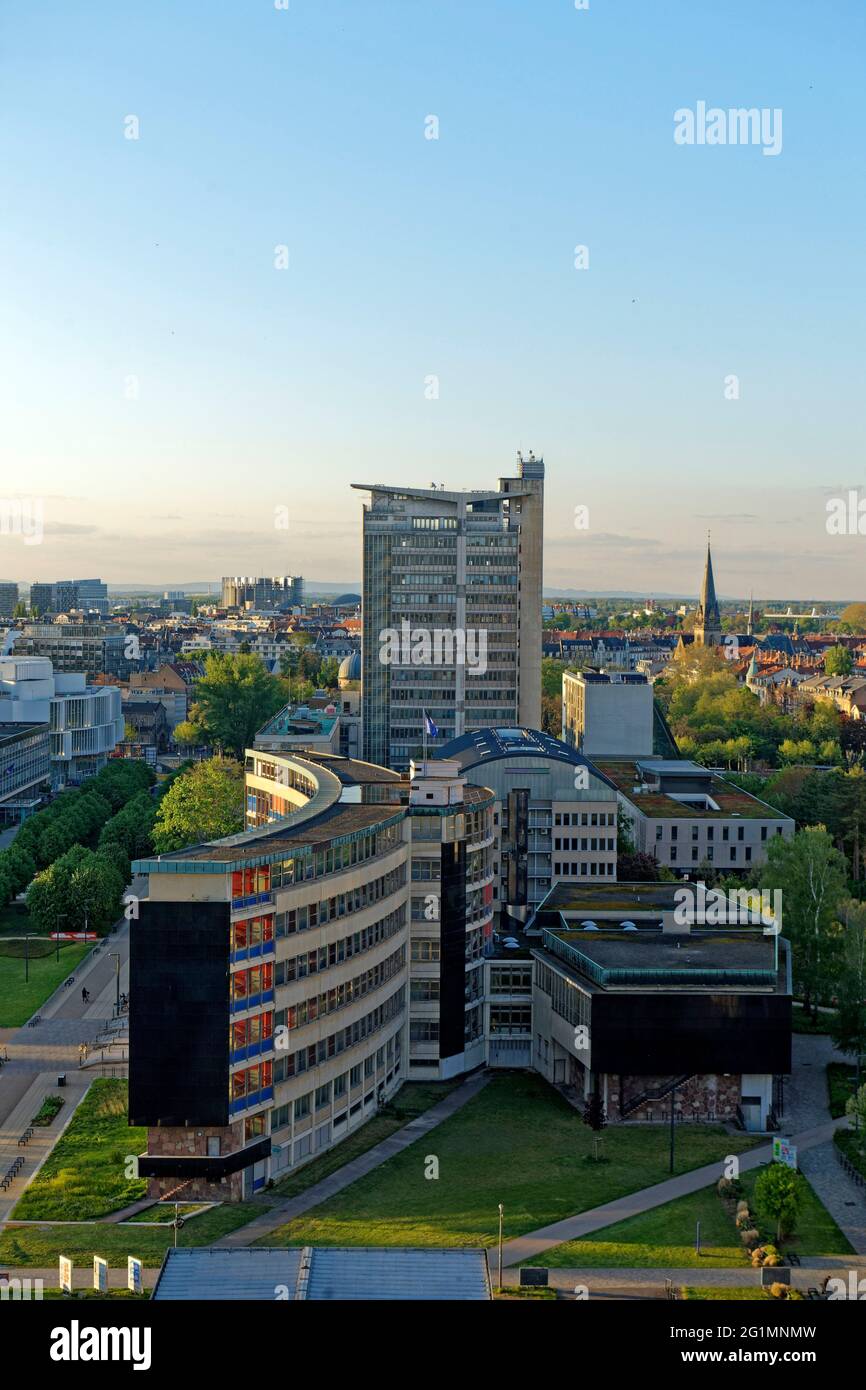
0,941 -> 91,1026
681,1286 -> 773,1301
256,1074 -> 760,1251
527,1166 -> 854,1268
11,1079 -> 147,1221
270,1080 -> 459,1200
827,1063 -> 858,1119
0,1202 -> 269,1269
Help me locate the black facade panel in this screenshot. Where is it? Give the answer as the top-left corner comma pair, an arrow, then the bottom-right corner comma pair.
137,1136 -> 271,1181
129,898 -> 231,1128
590,992 -> 792,1076
506,789 -> 529,907
439,839 -> 467,1060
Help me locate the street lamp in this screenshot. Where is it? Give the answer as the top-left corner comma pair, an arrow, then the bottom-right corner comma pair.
109,953 -> 121,1015
497,1203 -> 504,1293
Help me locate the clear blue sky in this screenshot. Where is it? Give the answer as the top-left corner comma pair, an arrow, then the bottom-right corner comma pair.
1,0 -> 864,597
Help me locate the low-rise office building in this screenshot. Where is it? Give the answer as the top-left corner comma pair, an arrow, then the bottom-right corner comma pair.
529,881 -> 791,1131
0,654 -> 124,788
599,757 -> 794,874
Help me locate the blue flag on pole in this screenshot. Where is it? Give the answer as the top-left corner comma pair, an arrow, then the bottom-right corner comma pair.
424,712 -> 439,738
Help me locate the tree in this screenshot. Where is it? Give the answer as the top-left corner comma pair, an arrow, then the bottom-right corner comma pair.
830,900 -> 866,1090
759,827 -> 848,1018
617,851 -> 665,881
824,644 -> 853,676
190,653 -> 285,758
846,1083 -> 866,1147
754,1164 -> 802,1242
583,1090 -> 607,1132
173,719 -> 208,748
152,757 -> 245,852
27,845 -> 124,934
836,602 -> 866,633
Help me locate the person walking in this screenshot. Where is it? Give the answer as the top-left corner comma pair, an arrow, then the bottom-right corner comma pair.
81,986 -> 90,1005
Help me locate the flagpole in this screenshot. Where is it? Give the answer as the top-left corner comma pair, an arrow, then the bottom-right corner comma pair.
422,707 -> 427,770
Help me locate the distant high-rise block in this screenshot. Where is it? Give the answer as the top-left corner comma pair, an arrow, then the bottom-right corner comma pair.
354,452 -> 544,770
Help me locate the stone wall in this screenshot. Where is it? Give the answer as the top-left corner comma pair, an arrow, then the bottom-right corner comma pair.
605,1072 -> 741,1123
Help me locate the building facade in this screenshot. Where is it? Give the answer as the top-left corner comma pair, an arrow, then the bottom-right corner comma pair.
435,727 -> 620,924
562,670 -> 654,758
354,452 -> 544,770
0,721 -> 51,824
0,654 -> 124,788
406,760 -> 495,1080
130,751 -> 411,1200
0,583 -> 19,619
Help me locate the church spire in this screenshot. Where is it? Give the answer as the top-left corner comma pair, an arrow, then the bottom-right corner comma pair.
694,533 -> 722,646
746,590 -> 754,638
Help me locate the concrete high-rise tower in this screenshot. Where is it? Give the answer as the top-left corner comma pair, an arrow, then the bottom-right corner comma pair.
354,453 -> 545,770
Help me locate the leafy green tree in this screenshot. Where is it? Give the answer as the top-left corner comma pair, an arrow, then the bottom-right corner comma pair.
759,827 -> 847,1018
846,1083 -> 866,1146
836,602 -> 866,634
173,719 -> 209,748
824,645 -> 853,676
830,900 -> 866,1085
754,1164 -> 802,1241
152,757 -> 245,852
27,845 -> 124,934
190,653 -> 285,758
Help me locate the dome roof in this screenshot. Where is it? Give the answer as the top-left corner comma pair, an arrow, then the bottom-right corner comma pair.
338,651 -> 362,683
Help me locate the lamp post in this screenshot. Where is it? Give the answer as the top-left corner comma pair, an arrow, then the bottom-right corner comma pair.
497,1203 -> 504,1293
109,952 -> 121,1016
669,1080 -> 678,1175
24,933 -> 33,984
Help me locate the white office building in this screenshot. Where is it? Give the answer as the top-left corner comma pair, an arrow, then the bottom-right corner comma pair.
0,654 -> 124,788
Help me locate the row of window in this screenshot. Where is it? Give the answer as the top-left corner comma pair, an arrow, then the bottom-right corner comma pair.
274,904 -> 406,984
555,811 -> 615,826
554,837 -> 615,852
274,864 -> 406,936
535,960 -> 590,1028
271,987 -> 405,1081
553,861 -> 616,877
274,947 -> 405,1032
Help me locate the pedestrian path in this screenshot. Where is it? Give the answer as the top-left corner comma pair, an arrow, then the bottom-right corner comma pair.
499,1116 -> 850,1268
0,1071 -> 92,1222
214,1070 -> 492,1247
499,1258 -> 866,1297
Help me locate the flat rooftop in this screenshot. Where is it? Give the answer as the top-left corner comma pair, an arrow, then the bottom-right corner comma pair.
596,759 -> 790,819
537,928 -> 785,991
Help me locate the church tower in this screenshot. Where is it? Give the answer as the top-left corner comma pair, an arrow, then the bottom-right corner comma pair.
694,537 -> 722,647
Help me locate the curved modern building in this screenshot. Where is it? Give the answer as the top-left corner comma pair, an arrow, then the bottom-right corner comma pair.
130,750 -> 411,1200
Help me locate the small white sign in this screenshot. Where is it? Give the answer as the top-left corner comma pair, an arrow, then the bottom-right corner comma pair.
59,1256 -> 73,1294
128,1256 -> 142,1294
772,1137 -> 797,1170
93,1256 -> 108,1293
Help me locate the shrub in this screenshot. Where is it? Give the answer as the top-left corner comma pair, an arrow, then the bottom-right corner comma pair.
740,1227 -> 761,1250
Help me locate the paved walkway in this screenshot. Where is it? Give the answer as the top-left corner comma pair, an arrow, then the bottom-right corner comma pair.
499,1258 -> 866,1298
214,1070 -> 493,1247
0,916 -> 132,1221
786,1033 -> 866,1254
500,1116 -> 850,1268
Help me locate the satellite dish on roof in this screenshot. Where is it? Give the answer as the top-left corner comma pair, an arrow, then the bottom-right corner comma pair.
580,920 -> 599,930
